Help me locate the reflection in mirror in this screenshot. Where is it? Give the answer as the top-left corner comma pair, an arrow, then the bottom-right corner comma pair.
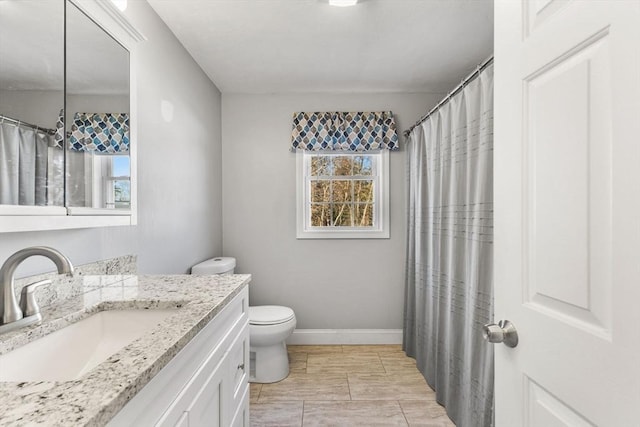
66,1 -> 130,210
0,0 -> 64,206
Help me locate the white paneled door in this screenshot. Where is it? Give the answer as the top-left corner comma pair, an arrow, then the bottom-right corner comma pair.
494,0 -> 640,426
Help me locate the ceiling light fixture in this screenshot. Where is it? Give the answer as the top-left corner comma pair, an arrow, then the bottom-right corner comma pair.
329,0 -> 358,7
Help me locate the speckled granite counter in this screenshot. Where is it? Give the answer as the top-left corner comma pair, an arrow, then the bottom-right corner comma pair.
0,273 -> 251,426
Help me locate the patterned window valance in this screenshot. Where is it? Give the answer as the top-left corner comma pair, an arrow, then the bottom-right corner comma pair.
69,112 -> 130,153
291,111 -> 399,151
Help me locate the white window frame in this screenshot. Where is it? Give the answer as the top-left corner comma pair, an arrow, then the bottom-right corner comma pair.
90,153 -> 131,209
296,150 -> 390,239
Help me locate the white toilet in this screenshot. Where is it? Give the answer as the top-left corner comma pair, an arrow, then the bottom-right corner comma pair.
191,257 -> 296,383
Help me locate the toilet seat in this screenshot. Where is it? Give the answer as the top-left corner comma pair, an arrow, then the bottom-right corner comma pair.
249,305 -> 295,325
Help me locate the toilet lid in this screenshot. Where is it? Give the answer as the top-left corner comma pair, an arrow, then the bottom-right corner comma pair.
249,305 -> 295,325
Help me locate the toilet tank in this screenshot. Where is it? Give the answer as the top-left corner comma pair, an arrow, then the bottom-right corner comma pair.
191,257 -> 236,275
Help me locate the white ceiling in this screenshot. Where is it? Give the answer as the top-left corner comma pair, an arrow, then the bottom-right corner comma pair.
147,0 -> 494,94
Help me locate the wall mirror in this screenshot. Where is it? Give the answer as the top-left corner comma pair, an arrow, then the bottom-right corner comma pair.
0,0 -> 65,209
66,1 -> 130,213
0,0 -> 144,232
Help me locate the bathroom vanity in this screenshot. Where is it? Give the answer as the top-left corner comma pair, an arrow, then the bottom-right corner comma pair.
109,281 -> 250,427
0,271 -> 251,426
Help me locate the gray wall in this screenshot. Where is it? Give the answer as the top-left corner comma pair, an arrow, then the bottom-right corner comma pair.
221,93 -> 442,329
0,90 -> 63,128
0,1 -> 223,277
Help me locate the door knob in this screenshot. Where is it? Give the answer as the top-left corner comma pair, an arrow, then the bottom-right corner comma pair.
483,320 -> 518,348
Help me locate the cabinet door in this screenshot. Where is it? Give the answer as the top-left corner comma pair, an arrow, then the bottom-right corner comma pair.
229,383 -> 249,427
155,349 -> 227,427
173,412 -> 188,427
185,355 -> 227,427
227,323 -> 249,409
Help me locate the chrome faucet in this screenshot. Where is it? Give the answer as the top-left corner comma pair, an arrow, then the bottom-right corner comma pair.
0,246 -> 74,334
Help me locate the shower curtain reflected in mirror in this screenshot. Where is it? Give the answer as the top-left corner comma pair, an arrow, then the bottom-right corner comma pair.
0,121 -> 63,206
403,63 -> 494,427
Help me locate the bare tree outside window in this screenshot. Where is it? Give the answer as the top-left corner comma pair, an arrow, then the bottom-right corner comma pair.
309,154 -> 375,228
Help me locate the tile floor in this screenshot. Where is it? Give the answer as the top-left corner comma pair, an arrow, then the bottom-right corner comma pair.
250,345 -> 456,427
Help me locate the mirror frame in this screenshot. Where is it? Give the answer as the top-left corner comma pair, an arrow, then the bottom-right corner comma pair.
0,0 -> 145,232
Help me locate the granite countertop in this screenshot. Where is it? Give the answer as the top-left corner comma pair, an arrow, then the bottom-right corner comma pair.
0,273 -> 251,426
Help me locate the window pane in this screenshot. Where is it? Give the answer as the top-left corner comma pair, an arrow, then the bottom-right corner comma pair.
353,203 -> 374,227
332,203 -> 353,227
113,180 -> 131,208
353,156 -> 373,175
112,156 -> 130,177
301,151 -> 386,236
332,180 -> 352,203
311,156 -> 331,176
354,180 -> 374,203
311,203 -> 331,226
310,180 -> 330,202
332,156 -> 353,176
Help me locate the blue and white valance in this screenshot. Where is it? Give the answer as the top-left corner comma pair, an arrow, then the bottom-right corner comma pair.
69,112 -> 130,153
291,111 -> 399,151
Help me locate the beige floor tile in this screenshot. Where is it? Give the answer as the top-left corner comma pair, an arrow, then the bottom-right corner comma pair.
250,383 -> 263,404
303,400 -> 409,426
259,373 -> 350,401
307,352 -> 385,374
250,401 -> 303,427
430,416 -> 456,427
378,350 -> 415,359
250,345 -> 456,426
341,344 -> 404,353
380,354 -> 420,374
404,421 -> 454,427
348,373 -> 434,401
287,345 -> 344,354
288,351 -> 308,361
288,351 -> 308,372
399,400 -> 455,425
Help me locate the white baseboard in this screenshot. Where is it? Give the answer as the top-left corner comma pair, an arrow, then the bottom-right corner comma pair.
286,329 -> 403,345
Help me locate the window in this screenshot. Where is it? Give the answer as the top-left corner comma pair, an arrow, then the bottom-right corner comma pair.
107,155 -> 131,209
297,150 -> 389,239
90,154 -> 131,209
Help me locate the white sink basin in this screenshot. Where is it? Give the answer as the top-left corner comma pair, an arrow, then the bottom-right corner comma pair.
0,309 -> 177,382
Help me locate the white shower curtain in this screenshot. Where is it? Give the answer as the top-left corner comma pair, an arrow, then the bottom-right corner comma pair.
403,63 -> 494,427
0,122 -> 60,206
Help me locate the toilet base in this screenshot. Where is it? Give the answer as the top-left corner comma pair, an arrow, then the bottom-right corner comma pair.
249,341 -> 290,383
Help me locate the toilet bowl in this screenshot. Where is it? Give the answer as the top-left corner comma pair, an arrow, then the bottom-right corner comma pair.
190,257 -> 296,383
249,305 -> 296,383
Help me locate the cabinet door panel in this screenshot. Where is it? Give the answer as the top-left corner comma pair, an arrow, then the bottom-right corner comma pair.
155,349 -> 226,427
174,412 -> 188,427
186,357 -> 226,427
229,383 -> 249,427
228,323 -> 250,405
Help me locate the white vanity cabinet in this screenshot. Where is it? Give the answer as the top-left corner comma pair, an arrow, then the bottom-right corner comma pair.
108,287 -> 250,427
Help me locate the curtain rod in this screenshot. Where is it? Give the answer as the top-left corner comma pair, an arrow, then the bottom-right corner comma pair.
0,114 -> 57,136
404,55 -> 494,137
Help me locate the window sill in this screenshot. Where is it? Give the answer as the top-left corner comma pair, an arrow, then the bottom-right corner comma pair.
296,228 -> 389,239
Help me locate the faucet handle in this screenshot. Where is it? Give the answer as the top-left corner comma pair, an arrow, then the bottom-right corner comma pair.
19,279 -> 51,317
